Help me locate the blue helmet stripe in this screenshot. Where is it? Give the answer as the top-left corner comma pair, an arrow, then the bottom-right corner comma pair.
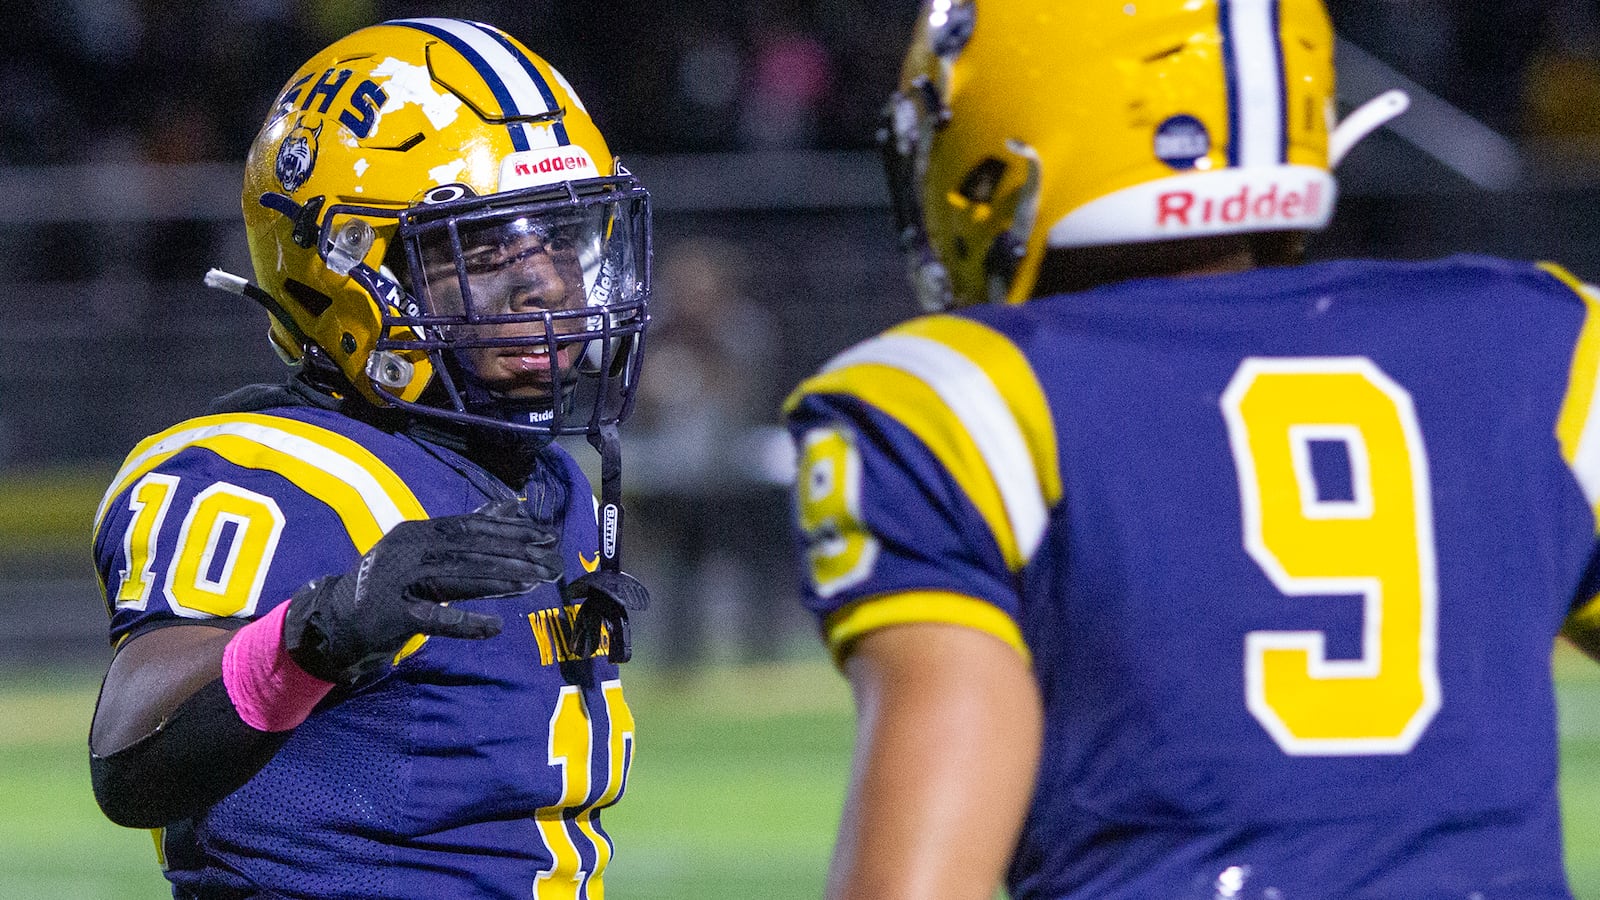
1272,0 -> 1287,163
1220,0 -> 1242,167
387,18 -> 567,153
465,21 -> 572,146
1218,0 -> 1288,167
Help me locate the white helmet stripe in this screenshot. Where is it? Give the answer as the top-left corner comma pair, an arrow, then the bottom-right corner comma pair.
1221,0 -> 1287,167
388,18 -> 566,151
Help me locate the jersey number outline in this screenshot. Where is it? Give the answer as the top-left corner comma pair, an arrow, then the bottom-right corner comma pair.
795,427 -> 880,597
1221,357 -> 1441,756
114,474 -> 285,618
115,473 -> 180,610
535,680 -> 635,899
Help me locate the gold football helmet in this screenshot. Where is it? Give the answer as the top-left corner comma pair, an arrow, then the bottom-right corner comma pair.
231,18 -> 650,435
884,0 -> 1404,309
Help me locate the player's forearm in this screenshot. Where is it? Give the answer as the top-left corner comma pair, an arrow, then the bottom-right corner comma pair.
829,622 -> 1043,900
90,677 -> 292,827
89,617 -> 327,827
91,624 -> 237,756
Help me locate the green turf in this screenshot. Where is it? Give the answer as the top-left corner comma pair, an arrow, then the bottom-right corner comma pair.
1558,643 -> 1600,895
5,654 -> 1600,899
0,661 -> 854,900
602,662 -> 853,899
0,673 -> 171,899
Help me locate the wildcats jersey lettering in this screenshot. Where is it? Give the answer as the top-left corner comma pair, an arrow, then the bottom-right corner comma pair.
786,255 -> 1600,899
92,404 -> 632,900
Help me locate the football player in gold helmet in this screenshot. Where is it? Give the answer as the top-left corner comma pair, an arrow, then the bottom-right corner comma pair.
89,20 -> 649,898
786,1 -> 1600,898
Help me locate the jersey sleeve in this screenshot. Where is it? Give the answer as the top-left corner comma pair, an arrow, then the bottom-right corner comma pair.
1544,263 -> 1600,646
783,313 -> 1062,664
91,412 -> 430,648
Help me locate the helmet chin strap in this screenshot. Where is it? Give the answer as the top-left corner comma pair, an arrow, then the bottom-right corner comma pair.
565,422 -> 651,663
589,424 -> 624,571
1330,90 -> 1410,167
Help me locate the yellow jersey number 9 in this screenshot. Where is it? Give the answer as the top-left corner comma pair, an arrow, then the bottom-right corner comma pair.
1221,357 -> 1441,756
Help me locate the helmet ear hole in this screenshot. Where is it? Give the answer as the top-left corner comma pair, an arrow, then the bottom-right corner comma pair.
958,158 -> 1008,205
283,279 -> 334,317
291,196 -> 326,249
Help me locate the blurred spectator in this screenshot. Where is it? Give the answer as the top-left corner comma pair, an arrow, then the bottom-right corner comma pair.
739,14 -> 835,150
627,236 -> 794,669
0,0 -> 913,166
675,31 -> 746,149
1330,0 -> 1553,138
1523,1 -> 1600,161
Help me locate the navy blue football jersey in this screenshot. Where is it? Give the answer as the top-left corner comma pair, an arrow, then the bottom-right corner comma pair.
92,403 -> 633,900
786,255 -> 1600,899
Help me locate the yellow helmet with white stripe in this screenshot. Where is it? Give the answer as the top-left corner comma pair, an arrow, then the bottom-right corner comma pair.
237,19 -> 650,437
884,0 -> 1359,309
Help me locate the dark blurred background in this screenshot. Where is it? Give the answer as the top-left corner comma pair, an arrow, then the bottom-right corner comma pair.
2,0 -> 1599,672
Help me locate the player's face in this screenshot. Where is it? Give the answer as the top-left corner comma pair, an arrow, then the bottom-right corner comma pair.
420,217 -> 590,400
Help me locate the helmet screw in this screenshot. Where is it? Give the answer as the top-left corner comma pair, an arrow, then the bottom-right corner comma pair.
365,350 -> 415,389
341,333 -> 357,354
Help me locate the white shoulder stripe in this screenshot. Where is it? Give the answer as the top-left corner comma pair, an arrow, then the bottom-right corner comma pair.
825,334 -> 1050,562
1568,281 -> 1600,507
94,421 -> 411,533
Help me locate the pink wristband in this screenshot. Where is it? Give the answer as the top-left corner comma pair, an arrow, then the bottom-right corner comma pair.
221,602 -> 335,732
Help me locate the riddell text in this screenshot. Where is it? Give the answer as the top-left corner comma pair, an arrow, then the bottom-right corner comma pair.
513,155 -> 593,177
1156,181 -> 1325,227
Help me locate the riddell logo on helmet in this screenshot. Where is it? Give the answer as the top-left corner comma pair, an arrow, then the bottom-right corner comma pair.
513,154 -> 593,178
499,146 -> 601,191
1155,180 -> 1326,228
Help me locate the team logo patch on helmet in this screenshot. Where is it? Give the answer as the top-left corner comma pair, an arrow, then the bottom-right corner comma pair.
1154,115 -> 1211,170
275,118 -> 322,193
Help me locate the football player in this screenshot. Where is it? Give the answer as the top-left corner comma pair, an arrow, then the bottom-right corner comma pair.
785,1 -> 1600,897
88,19 -> 649,899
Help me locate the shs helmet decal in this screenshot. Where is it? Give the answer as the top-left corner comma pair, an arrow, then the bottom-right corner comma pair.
236,18 -> 651,438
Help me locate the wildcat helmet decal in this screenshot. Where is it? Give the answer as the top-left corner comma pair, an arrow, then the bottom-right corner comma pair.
274,117 -> 322,194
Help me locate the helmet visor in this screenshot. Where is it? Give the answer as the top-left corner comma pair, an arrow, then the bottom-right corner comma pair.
384,178 -> 650,435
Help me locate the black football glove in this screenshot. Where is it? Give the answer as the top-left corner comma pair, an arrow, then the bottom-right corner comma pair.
565,570 -> 651,664
282,497 -> 562,684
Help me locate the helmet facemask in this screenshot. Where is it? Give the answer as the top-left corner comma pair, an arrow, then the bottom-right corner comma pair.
881,81 -> 955,313
885,0 -> 1382,309
372,173 -> 650,438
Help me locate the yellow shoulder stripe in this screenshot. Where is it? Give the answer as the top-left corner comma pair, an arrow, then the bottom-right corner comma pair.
94,413 -> 426,554
785,314 -> 1061,571
1544,262 -> 1600,470
824,589 -> 1030,668
888,316 -> 1062,506
1568,596 -> 1600,635
1541,262 -> 1600,620
792,361 -> 1023,566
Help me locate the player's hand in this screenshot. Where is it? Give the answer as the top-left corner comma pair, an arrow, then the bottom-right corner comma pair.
281,498 -> 561,683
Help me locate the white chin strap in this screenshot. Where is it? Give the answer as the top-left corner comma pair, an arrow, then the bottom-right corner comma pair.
1330,90 -> 1410,168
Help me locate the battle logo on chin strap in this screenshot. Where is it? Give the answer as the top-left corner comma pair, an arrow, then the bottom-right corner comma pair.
564,422 -> 650,663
